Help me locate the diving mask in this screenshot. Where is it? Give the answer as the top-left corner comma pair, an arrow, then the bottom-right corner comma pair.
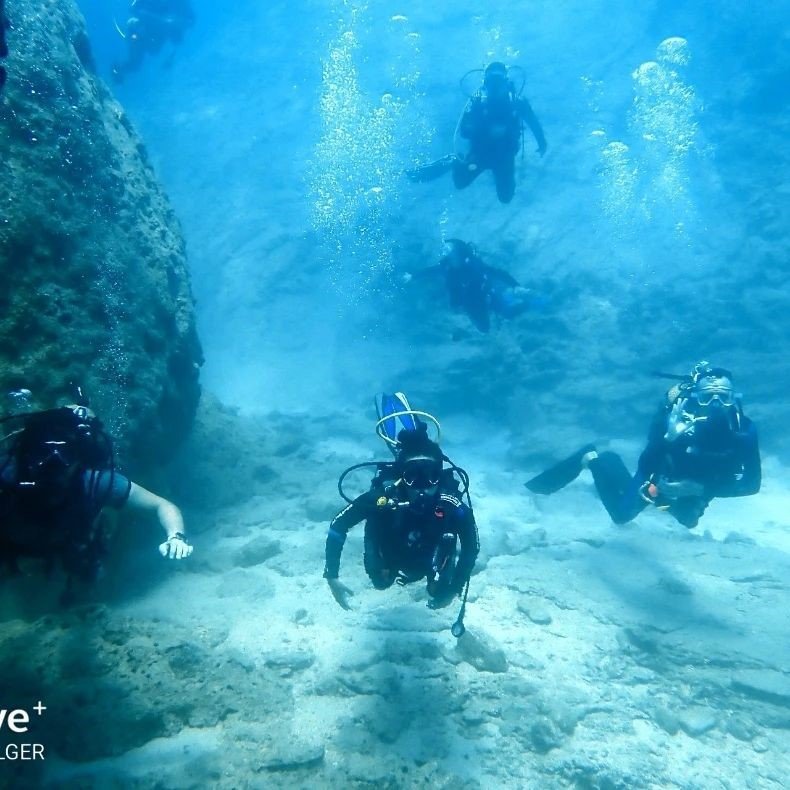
403,457 -> 441,491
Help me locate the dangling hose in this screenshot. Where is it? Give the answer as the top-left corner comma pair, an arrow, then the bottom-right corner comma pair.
337,461 -> 393,504
451,577 -> 470,638
452,98 -> 472,158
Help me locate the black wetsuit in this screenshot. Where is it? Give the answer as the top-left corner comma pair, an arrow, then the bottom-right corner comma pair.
324,473 -> 479,602
454,93 -> 546,203
0,456 -> 131,579
587,406 -> 761,528
415,241 -> 531,333
114,0 -> 195,81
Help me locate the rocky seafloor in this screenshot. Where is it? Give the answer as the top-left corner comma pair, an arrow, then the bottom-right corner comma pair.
1,0 -> 789,787
0,402 -> 788,789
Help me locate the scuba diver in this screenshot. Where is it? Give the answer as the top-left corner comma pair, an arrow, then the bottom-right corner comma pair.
0,388 -> 193,601
525,363 -> 761,529
324,393 -> 479,636
0,0 -> 9,92
406,238 -> 543,333
112,0 -> 195,83
406,61 -> 547,204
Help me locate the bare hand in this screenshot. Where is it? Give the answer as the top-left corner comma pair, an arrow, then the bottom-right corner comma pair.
327,578 -> 354,611
159,536 -> 193,560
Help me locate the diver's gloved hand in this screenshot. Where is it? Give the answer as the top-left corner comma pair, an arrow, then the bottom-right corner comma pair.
427,593 -> 455,610
159,533 -> 193,560
670,497 -> 708,529
656,477 -> 706,500
327,577 -> 354,610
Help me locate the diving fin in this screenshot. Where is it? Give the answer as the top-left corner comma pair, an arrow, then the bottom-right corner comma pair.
525,445 -> 596,495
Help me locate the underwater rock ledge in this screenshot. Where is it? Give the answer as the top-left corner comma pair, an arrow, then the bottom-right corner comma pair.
0,0 -> 203,463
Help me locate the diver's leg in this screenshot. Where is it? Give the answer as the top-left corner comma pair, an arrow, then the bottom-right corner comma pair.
405,154 -> 457,183
466,302 -> 491,333
363,520 -> 396,589
492,287 -> 532,320
493,159 -> 516,204
452,157 -> 483,191
587,452 -> 646,524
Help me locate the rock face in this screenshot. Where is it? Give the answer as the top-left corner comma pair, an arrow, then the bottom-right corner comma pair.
0,0 -> 202,462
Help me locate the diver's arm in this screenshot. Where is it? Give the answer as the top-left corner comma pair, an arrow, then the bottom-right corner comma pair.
126,483 -> 193,559
324,492 -> 376,611
484,265 -> 520,289
126,483 -> 184,538
132,1 -> 192,25
323,492 -> 374,579
458,97 -> 481,140
404,265 -> 443,285
518,98 -> 547,156
452,505 -> 480,593
131,8 -> 170,23
710,420 -> 761,498
739,421 -> 762,495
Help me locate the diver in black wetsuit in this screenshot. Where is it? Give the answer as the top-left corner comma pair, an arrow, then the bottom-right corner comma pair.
407,238 -> 541,333
112,0 -> 195,83
526,363 -> 761,529
0,394 -> 193,601
324,418 -> 479,615
406,62 -> 547,204
0,0 -> 9,92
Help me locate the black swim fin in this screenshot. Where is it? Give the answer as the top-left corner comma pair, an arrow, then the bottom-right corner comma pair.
525,445 -> 596,495
405,154 -> 456,183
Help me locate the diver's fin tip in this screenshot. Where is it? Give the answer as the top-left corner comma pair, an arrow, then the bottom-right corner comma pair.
524,446 -> 594,496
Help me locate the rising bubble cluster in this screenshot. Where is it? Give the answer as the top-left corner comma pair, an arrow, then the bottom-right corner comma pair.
593,37 -> 700,238
309,3 -> 417,300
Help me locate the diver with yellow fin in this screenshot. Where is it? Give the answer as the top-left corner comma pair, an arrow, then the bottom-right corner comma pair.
324,393 -> 479,636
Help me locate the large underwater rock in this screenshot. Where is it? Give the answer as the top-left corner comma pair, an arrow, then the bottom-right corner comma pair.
0,0 -> 202,462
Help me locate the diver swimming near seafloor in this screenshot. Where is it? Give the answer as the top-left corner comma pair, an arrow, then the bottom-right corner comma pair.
525,362 -> 761,529
0,385 -> 193,603
406,62 -> 547,204
405,238 -> 546,333
324,392 -> 479,636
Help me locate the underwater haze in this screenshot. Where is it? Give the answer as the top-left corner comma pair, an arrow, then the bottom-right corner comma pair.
1,0 -> 790,786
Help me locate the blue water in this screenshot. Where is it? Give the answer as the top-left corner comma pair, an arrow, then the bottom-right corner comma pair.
5,0 -> 790,785
74,1 -> 789,426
